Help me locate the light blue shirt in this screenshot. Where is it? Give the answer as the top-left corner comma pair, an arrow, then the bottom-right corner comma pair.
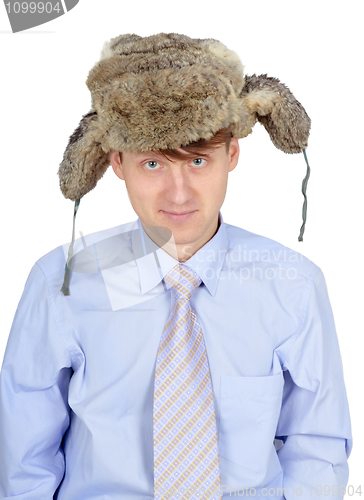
0,212 -> 352,499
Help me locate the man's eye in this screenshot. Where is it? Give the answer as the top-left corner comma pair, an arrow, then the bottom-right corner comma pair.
191,158 -> 206,167
145,161 -> 160,170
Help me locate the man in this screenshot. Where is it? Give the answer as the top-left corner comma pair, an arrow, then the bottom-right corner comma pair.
0,33 -> 352,499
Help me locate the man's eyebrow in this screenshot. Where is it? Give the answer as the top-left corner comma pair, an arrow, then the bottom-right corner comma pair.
193,151 -> 214,157
134,152 -> 165,160
177,149 -> 216,158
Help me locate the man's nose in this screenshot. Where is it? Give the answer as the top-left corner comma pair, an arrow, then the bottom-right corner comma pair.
164,168 -> 193,205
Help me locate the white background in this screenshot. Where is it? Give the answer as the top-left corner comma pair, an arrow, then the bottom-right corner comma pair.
0,0 -> 363,491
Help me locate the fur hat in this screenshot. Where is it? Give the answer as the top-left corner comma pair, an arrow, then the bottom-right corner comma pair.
58,33 -> 311,202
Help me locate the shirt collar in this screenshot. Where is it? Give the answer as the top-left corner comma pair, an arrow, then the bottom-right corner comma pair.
132,211 -> 228,297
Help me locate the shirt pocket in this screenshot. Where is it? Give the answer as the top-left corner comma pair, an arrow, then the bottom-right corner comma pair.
218,372 -> 284,474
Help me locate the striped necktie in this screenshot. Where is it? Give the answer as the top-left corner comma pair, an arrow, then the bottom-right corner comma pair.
153,263 -> 222,499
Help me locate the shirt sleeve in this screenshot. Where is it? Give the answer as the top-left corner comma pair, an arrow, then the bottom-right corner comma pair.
276,269 -> 353,499
0,263 -> 73,499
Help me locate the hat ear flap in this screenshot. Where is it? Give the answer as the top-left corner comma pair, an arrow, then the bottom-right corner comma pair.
240,74 -> 311,153
58,110 -> 110,201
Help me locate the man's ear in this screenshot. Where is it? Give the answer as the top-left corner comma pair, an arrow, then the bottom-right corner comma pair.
228,137 -> 240,173
110,151 -> 125,180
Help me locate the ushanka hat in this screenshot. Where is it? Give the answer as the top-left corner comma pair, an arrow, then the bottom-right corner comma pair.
58,32 -> 311,295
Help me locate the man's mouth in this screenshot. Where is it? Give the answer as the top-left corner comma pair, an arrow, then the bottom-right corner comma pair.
161,210 -> 197,222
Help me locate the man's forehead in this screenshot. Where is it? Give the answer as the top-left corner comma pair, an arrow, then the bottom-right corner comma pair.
124,147 -> 220,159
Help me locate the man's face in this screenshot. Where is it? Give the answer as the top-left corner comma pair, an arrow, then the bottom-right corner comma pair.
110,139 -> 239,261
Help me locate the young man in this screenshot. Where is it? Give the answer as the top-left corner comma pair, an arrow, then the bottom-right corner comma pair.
0,33 -> 352,499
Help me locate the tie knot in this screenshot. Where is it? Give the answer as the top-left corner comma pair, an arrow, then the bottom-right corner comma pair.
164,263 -> 202,300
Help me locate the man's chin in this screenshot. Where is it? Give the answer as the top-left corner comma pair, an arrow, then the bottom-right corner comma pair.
142,224 -> 197,251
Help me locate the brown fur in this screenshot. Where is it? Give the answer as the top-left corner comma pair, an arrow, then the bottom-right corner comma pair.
59,33 -> 310,201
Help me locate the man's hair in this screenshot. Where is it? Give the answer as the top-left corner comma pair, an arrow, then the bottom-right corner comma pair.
119,128 -> 233,162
